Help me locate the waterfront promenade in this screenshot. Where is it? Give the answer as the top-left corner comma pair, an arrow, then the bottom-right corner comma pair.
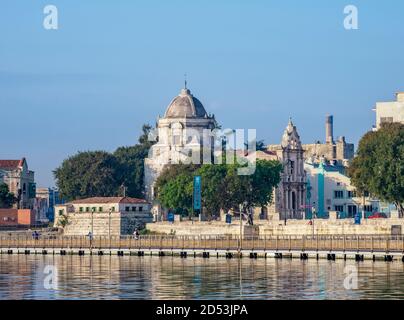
1,234 -> 404,261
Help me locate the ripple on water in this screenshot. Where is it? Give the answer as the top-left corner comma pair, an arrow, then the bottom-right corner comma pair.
0,255 -> 404,300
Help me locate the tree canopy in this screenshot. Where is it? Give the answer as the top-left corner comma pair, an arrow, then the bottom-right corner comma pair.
154,159 -> 282,217
0,183 -> 17,208
54,124 -> 154,201
348,123 -> 404,216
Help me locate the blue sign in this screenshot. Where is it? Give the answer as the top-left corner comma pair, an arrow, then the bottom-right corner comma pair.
193,176 -> 202,210
225,214 -> 232,224
167,212 -> 174,222
354,212 -> 361,225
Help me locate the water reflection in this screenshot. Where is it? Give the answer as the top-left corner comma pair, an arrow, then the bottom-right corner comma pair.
0,255 -> 404,300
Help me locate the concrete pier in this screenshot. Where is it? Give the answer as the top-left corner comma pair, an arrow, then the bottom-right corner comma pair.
1,234 -> 404,261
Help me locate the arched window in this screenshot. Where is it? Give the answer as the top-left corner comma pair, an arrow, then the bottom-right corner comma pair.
292,191 -> 296,210
171,122 -> 183,146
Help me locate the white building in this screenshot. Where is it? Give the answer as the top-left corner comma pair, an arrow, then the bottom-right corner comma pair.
144,86 -> 217,205
304,160 -> 380,218
54,197 -> 152,236
373,92 -> 404,130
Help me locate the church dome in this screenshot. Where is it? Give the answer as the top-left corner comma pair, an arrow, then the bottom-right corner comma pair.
164,87 -> 207,118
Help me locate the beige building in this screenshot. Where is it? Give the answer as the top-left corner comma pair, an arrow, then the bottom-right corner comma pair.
373,92 -> 404,130
268,115 -> 354,166
54,197 -> 153,236
0,158 -> 35,209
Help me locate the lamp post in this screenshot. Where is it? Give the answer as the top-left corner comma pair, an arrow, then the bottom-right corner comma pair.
238,204 -> 243,254
91,207 -> 95,235
108,207 -> 112,239
312,205 -> 316,237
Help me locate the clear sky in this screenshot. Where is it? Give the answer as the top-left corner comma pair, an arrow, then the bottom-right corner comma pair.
1,0 -> 404,187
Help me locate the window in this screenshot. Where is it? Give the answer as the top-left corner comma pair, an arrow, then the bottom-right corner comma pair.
347,191 -> 357,198
79,207 -> 83,212
334,205 -> 344,212
173,135 -> 181,145
364,191 -> 370,197
132,207 -> 137,212
380,117 -> 393,124
111,207 -> 115,212
125,206 -> 130,212
91,207 -> 96,212
58,209 -> 64,216
334,190 -> 344,199
364,205 -> 373,212
348,205 -> 357,217
99,207 -> 103,212
86,207 -> 90,212
290,161 -> 295,175
139,206 -> 143,212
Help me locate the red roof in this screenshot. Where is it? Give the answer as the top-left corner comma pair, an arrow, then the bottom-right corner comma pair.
0,159 -> 25,170
69,197 -> 148,205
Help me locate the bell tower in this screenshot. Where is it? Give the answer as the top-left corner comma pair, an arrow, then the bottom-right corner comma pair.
277,118 -> 307,219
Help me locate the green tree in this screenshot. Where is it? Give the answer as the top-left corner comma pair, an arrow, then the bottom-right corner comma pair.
54,151 -> 120,201
0,183 -> 16,208
155,159 -> 282,219
158,172 -> 194,215
54,124 -> 155,201
348,123 -> 404,216
114,144 -> 148,198
196,164 -> 227,216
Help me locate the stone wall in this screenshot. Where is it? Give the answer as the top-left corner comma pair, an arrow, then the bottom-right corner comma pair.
146,218 -> 404,236
62,212 -> 153,236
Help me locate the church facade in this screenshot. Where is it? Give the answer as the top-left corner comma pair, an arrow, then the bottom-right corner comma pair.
250,119 -> 307,220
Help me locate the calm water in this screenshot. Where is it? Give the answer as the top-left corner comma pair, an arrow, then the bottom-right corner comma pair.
0,255 -> 404,300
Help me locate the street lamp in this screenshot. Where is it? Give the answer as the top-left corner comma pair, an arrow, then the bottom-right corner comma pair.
312,205 -> 316,237
239,204 -> 243,254
108,207 -> 112,239
91,207 -> 95,236
238,201 -> 248,254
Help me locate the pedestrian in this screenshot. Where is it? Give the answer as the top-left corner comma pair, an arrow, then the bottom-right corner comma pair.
87,231 -> 93,241
133,229 -> 139,240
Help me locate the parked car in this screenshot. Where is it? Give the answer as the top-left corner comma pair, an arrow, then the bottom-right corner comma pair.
368,212 -> 387,219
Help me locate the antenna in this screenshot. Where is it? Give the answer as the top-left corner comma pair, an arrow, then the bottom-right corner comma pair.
184,73 -> 187,89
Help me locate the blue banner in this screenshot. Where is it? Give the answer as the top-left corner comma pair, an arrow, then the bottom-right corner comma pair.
167,212 -> 174,222
193,176 -> 201,210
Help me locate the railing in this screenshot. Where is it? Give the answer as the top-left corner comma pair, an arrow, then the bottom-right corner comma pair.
1,235 -> 404,253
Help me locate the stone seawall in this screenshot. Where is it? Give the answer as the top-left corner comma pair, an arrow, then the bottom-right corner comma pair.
63,212 -> 153,236
146,219 -> 404,236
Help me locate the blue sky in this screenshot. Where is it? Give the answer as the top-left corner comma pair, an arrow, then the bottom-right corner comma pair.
1,0 -> 404,187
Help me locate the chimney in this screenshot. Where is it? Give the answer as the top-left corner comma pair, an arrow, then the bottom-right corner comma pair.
325,115 -> 334,144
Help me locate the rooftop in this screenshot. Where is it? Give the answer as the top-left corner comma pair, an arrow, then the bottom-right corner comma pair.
0,158 -> 25,170
164,87 -> 208,118
68,197 -> 148,205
